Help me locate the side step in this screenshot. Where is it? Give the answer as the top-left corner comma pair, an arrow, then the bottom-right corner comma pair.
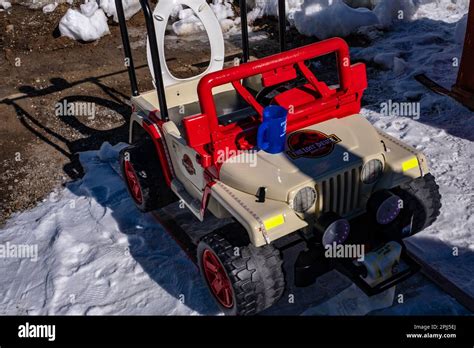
170,179 -> 203,221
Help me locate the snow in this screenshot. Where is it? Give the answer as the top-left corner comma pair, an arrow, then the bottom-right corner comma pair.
249,0 -> 470,39
0,143 -> 218,315
99,0 -> 141,22
351,1 -> 473,302
246,0 -> 303,22
0,0 -> 12,10
171,0 -> 240,36
210,0 -> 234,20
172,16 -> 205,36
455,13 -> 469,43
372,0 -> 420,28
42,2 -> 57,13
293,0 -> 379,40
302,285 -> 396,315
414,0 -> 470,22
80,0 -> 99,17
57,0 -> 141,42
59,1 -> 110,42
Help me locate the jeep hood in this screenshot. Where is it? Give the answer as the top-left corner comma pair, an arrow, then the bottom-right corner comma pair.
219,114 -> 385,202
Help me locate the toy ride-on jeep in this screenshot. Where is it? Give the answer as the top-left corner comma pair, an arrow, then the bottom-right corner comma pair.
115,0 -> 441,315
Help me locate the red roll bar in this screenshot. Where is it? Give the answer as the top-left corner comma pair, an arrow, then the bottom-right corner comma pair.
198,37 -> 353,130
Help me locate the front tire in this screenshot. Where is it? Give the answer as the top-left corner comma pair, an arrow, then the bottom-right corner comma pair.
389,173 -> 442,238
197,226 -> 285,316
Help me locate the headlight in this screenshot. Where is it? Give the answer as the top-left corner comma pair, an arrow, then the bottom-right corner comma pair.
292,187 -> 317,213
368,190 -> 402,225
322,219 -> 350,246
315,212 -> 351,246
361,159 -> 384,184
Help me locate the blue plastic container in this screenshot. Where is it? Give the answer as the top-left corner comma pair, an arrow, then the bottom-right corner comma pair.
257,106 -> 288,154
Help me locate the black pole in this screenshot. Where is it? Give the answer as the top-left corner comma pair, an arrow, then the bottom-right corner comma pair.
139,0 -> 169,122
115,0 -> 139,96
240,0 -> 250,63
278,0 -> 286,52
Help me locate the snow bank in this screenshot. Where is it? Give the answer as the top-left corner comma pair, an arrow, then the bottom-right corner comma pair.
59,1 -> 110,42
373,0 -> 421,28
414,0 -> 471,22
171,0 -> 239,36
293,0 -> 379,39
100,0 -> 140,22
42,2 -> 57,13
58,0 -> 141,42
249,0 -> 469,39
246,0 -> 303,23
210,0 -> 234,20
0,0 -> 12,10
248,0 -> 420,39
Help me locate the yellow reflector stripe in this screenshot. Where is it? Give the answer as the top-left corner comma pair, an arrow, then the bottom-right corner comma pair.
263,214 -> 285,230
402,157 -> 419,171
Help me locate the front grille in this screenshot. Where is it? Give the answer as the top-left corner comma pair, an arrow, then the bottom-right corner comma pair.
319,166 -> 363,217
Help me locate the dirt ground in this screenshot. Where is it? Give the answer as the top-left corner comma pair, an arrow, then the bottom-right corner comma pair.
0,4 -> 289,225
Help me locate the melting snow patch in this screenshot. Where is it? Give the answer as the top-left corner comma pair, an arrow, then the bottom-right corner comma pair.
172,0 -> 241,36
100,0 -> 141,22
373,0 -> 420,28
42,2 -> 57,13
248,0 -> 467,39
0,0 -> 12,10
59,1 -> 110,42
294,0 -> 379,39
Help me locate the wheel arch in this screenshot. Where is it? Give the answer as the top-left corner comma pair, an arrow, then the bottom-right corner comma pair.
129,112 -> 175,187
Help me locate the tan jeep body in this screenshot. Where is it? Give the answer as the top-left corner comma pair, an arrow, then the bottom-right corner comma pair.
129,78 -> 429,247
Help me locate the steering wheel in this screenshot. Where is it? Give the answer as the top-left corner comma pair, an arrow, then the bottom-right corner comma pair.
255,63 -> 320,106
255,84 -> 292,106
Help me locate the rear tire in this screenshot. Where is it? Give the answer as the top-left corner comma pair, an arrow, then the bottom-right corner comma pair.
197,225 -> 285,315
120,139 -> 177,212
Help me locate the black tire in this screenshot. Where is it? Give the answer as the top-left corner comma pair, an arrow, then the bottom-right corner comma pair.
120,139 -> 177,212
197,225 -> 285,315
389,173 -> 442,238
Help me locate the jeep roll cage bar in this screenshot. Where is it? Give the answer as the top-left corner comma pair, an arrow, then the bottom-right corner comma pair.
114,0 -> 288,122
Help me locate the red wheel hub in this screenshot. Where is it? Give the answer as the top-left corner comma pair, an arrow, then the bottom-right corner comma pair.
124,160 -> 143,204
202,249 -> 234,308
